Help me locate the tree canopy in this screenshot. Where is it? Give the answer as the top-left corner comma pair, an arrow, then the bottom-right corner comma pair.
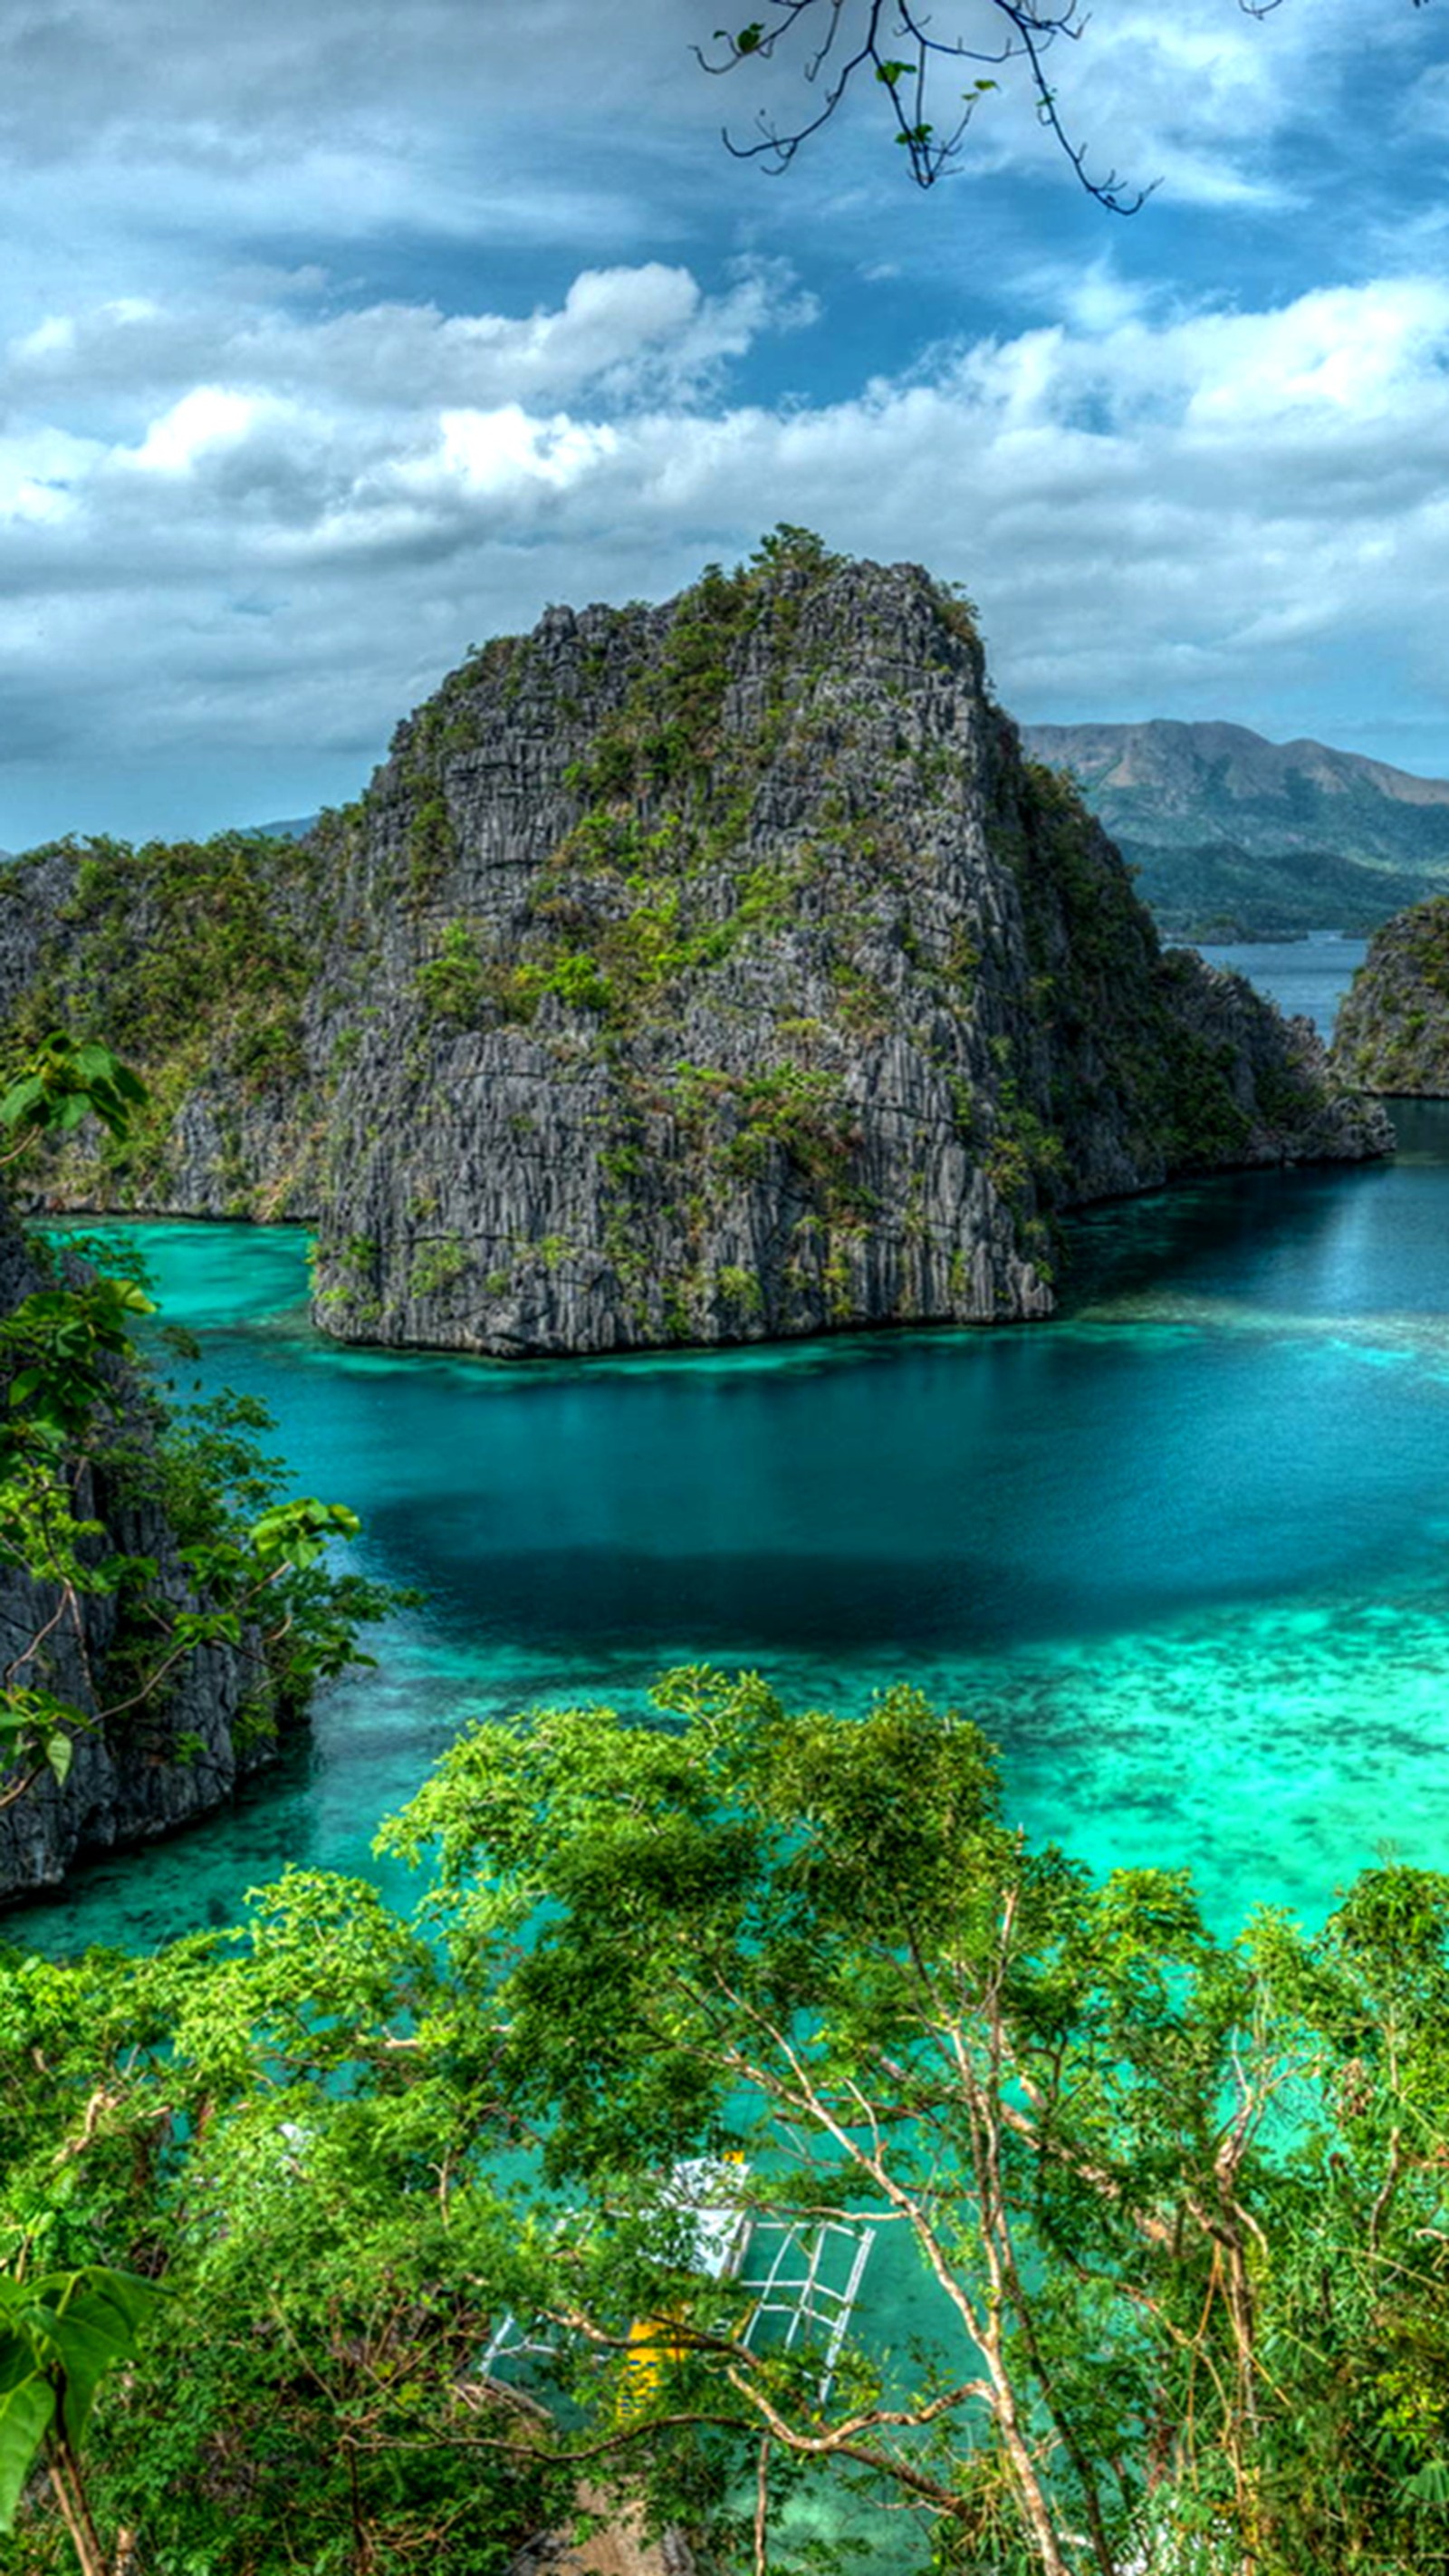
6,1668 -> 1449,2571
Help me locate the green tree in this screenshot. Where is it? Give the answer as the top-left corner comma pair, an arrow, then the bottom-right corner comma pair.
380,1668 -> 1276,2572
0,1878 -> 560,2573
0,1033 -> 391,1820
6,1668 -> 1449,2571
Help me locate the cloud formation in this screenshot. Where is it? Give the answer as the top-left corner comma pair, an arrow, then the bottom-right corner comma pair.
1,0 -> 1447,840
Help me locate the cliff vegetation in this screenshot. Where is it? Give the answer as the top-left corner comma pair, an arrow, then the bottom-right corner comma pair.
0,536 -> 1390,1357
1332,896 -> 1449,1094
0,1040 -> 396,1897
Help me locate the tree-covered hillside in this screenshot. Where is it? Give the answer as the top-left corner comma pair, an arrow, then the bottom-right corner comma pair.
1024,719 -> 1449,939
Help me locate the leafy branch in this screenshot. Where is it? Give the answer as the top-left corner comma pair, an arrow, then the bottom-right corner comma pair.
0,1034 -> 384,1819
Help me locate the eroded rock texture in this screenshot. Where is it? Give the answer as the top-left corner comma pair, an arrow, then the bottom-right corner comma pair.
1,548 -> 1391,1355
1333,898 -> 1449,1095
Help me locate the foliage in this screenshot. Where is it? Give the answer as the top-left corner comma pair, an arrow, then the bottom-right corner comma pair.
408,1233 -> 471,1299
1335,897 -> 1449,1094
997,762 -> 1313,1179
414,918 -> 492,1026
0,1879 -> 557,2575
3,832 -> 324,1197
0,1039 -> 146,1164
0,2269 -> 158,2507
0,1037 -> 395,1819
8,1669 -> 1449,2571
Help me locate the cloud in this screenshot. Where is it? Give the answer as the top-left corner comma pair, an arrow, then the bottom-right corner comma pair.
6,260 -> 815,418
2,1 -> 1449,839
5,256 -> 1449,843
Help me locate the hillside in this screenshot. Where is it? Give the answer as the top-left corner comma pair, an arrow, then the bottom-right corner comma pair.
1023,718 -> 1449,937
0,539 -> 1389,1355
1332,898 -> 1449,1094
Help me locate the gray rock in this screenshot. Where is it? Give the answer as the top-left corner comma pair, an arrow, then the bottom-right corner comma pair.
1331,897 -> 1449,1094
0,548 -> 1392,1360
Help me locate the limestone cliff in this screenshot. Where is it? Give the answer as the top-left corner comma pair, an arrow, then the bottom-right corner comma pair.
1332,898 -> 1449,1094
0,1209 -> 305,1899
1,541 -> 1390,1354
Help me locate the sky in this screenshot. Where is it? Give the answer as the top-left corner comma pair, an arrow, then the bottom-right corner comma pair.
3,0 -> 1449,847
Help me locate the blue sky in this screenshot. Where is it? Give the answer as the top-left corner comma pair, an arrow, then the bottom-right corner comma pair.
2,0 -> 1448,846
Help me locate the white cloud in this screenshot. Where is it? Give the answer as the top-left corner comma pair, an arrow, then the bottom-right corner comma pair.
425,408 -> 620,496
5,262 -> 1449,843
128,385 -> 266,473
5,260 -> 814,418
1,2 -> 1448,838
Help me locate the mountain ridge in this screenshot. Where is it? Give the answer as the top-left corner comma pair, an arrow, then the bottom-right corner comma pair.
1022,717 -> 1449,937
1025,717 -> 1449,827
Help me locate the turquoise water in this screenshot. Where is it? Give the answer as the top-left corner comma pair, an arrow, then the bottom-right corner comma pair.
19,1086 -> 1449,1956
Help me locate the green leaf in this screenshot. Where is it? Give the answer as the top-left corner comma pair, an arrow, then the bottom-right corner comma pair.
0,2373 -> 54,2532
45,2270 -> 161,2450
1400,2456 -> 1449,2508
0,1076 -> 45,1131
248,1498 -> 362,1570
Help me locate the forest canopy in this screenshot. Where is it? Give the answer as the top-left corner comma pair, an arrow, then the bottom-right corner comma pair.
5,1668 -> 1449,2574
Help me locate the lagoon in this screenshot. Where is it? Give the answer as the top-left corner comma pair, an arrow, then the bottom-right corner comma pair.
24,1072 -> 1449,1958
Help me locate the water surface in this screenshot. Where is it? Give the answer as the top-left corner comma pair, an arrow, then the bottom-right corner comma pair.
24,1095 -> 1449,1956
1194,930 -> 1367,1038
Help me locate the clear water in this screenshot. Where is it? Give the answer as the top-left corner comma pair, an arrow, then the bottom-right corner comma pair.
17,1080 -> 1449,1959
1194,930 -> 1367,1039
20,939 -> 1425,2571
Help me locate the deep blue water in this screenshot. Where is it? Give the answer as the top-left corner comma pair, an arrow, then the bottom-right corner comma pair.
23,937 -> 1449,1960
14,932 -> 1423,2574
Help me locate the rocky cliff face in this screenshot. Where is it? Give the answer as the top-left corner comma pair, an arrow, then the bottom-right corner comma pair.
1,543 -> 1391,1354
0,1209 -> 301,1899
1332,899 -> 1449,1094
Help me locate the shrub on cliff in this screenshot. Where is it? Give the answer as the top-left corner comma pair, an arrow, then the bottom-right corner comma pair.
0,1035 -> 395,1859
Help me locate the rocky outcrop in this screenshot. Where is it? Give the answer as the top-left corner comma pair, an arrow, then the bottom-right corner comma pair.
1332,898 -> 1449,1094
1,543 -> 1391,1355
0,1208 -> 301,1899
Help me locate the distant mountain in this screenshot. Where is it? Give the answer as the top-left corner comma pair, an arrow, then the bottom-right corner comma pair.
1022,719 -> 1449,938
249,814 -> 320,841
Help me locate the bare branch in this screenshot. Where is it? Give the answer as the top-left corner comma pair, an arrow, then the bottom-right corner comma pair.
697,0 -> 1154,205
